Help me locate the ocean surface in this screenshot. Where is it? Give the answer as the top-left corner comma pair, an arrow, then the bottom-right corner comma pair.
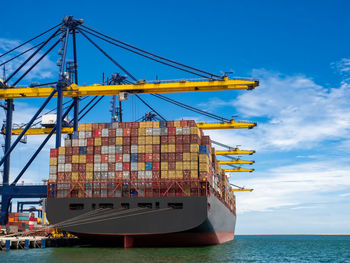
1,235 -> 349,263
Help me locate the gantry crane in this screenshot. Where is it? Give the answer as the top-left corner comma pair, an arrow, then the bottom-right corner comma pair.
0,16 -> 257,224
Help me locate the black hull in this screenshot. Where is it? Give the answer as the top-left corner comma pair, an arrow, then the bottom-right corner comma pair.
47,194 -> 235,247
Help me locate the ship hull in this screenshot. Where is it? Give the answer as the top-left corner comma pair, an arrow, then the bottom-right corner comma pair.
47,194 -> 236,247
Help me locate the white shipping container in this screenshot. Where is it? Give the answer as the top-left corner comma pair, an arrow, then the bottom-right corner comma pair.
123,154 -> 130,162
64,139 -> 72,147
145,128 -> 153,136
94,163 -> 101,172
49,174 -> 57,181
131,145 -> 138,153
130,162 -> 138,171
72,139 -> 79,147
64,163 -> 72,172
175,127 -> 183,135
108,154 -> 115,162
94,172 -> 101,179
138,171 -> 145,179
116,128 -> 123,136
116,146 -> 123,154
94,154 -> 101,163
102,128 -> 109,137
152,127 -> 160,136
160,127 -> 168,136
111,122 -> 119,129
101,163 -> 108,172
122,171 -> 130,179
145,171 -> 152,179
49,166 -> 57,174
58,155 -> 65,164
115,162 -> 123,171
182,127 -> 190,135
58,164 -> 65,172
78,138 -> 86,147
108,171 -> 115,179
101,171 -> 108,179
79,131 -> 86,139
108,145 -> 116,154
85,131 -> 92,138
101,146 -> 109,154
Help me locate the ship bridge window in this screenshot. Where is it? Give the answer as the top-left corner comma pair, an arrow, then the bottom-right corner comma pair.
69,204 -> 84,210
138,203 -> 152,209
168,203 -> 183,209
99,203 -> 113,209
121,203 -> 130,209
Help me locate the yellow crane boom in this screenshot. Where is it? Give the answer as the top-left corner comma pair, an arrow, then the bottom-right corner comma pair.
197,120 -> 256,130
224,168 -> 254,173
218,160 -> 254,165
0,77 -> 258,99
216,149 -> 255,155
231,188 -> 253,192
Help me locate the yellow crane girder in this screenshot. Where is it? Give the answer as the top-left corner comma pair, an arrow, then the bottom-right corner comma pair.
197,120 -> 256,130
219,160 -> 255,165
231,188 -> 253,192
0,77 -> 258,99
215,149 -> 255,155
224,168 -> 254,173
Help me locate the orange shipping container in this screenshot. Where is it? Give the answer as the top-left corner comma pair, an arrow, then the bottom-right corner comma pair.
72,155 -> 79,163
50,158 -> 57,165
115,137 -> 123,145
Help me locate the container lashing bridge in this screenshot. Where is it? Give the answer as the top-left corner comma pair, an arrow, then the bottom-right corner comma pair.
0,16 -> 257,224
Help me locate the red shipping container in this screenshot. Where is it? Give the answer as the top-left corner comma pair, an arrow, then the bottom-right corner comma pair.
116,172 -> 123,179
79,164 -> 85,172
92,123 -> 99,130
123,128 -> 131,136
131,171 -> 138,180
183,170 -> 191,179
50,149 -> 58,157
176,153 -> 183,161
202,136 -> 211,145
183,135 -> 190,144
123,137 -> 131,145
188,120 -> 196,127
123,146 -> 131,154
86,155 -> 94,163
94,129 -> 102,137
152,171 -> 160,179
152,145 -> 160,153
131,128 -> 138,136
161,153 -> 168,161
94,146 -> 101,154
131,137 -> 138,145
138,153 -> 145,162
72,164 -> 79,172
168,162 -> 176,170
118,122 -> 125,128
65,147 -> 73,156
72,147 -> 80,155
57,173 -> 65,181
152,162 -> 160,171
168,136 -> 176,144
168,127 -> 176,135
175,144 -> 183,153
65,172 -> 72,180
161,136 -> 168,144
125,122 -> 132,128
183,144 -> 190,152
145,153 -> 153,162
98,123 -> 106,129
108,137 -> 116,145
87,138 -> 94,146
168,153 -> 176,162
108,129 -> 116,137
153,153 -> 160,162
78,172 -> 85,181
87,146 -> 94,155
108,163 -> 115,172
65,155 -> 72,163
175,135 -> 183,144
115,154 -> 123,162
123,162 -> 130,171
167,121 -> 174,127
101,138 -> 109,146
180,120 -> 188,127
101,154 -> 109,163
131,122 -> 139,128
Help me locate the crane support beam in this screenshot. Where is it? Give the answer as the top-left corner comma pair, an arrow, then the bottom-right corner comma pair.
0,77 -> 258,99
216,149 -> 255,155
219,160 -> 255,165
197,119 -> 256,130
224,168 -> 254,173
231,188 -> 253,192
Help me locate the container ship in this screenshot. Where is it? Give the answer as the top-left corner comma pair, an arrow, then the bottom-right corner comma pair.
46,120 -> 237,247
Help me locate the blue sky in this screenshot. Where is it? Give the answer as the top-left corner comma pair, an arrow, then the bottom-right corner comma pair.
1,0 -> 350,234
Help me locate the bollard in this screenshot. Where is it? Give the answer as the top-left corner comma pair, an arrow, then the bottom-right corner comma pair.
6,240 -> 10,251
25,239 -> 29,249
42,238 -> 46,248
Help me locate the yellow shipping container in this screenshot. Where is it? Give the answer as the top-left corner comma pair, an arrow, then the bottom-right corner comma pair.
190,127 -> 201,136
161,144 -> 168,153
183,152 -> 191,161
183,161 -> 191,170
50,158 -> 57,166
85,123 -> 93,131
79,155 -> 86,163
152,136 -> 160,144
190,153 -> 198,161
168,144 -> 175,152
176,170 -> 183,179
161,170 -> 168,179
78,123 -> 86,131
138,162 -> 145,171
173,120 -> 181,127
190,144 -> 199,153
139,122 -> 146,128
168,170 -> 176,179
138,128 -> 146,135
176,161 -> 183,170
145,145 -> 153,153
145,121 -> 153,128
72,155 -> 79,163
94,137 -> 102,146
191,170 -> 198,178
115,137 -> 123,145
138,136 -> 145,145
191,161 -> 198,170
199,154 -> 209,163
199,163 -> 210,172
86,163 -> 93,172
145,136 -> 153,144
58,147 -> 65,155
72,172 -> 79,181
86,172 -> 93,180
152,121 -> 160,127
161,162 -> 168,171
138,145 -> 146,153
